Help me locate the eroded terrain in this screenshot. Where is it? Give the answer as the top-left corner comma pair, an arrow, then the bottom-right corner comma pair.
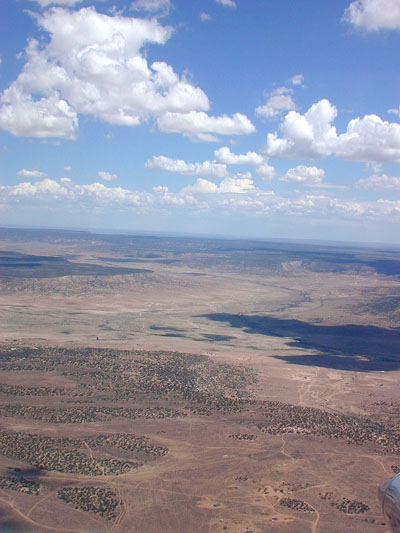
0,227 -> 399,532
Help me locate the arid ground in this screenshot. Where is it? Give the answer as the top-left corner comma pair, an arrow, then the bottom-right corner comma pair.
0,227 -> 400,532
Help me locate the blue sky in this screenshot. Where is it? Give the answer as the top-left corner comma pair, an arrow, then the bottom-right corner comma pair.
0,0 -> 400,243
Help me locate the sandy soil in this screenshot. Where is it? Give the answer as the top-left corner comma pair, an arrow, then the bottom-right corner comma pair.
0,234 -> 399,532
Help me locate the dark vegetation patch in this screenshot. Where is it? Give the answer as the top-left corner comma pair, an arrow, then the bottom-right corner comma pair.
257,400 -> 400,455
161,333 -> 187,338
0,404 -> 184,424
228,433 -> 256,441
2,227 -> 399,278
0,346 -> 256,412
279,498 -> 315,513
0,430 -> 140,476
0,384 -> 67,396
202,334 -> 235,342
0,251 -> 152,279
96,257 -> 178,264
0,431 -> 166,480
330,498 -> 370,514
352,296 -> 400,317
82,434 -> 168,456
150,326 -> 186,332
0,475 -> 40,495
58,487 -> 119,520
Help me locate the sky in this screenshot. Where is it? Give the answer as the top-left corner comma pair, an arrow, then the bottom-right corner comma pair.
0,0 -> 400,243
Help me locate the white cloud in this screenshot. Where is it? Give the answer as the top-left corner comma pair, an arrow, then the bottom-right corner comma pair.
63,165 -> 72,172
376,199 -> 400,216
343,0 -> 400,31
3,177 -> 400,222
255,162 -> 275,182
0,88 -> 78,139
153,185 -> 168,193
10,178 -> 70,198
335,114 -> 400,162
146,155 -> 229,178
0,7 -> 218,139
18,169 -> 48,179
200,12 -> 212,22
157,111 -> 255,141
356,173 -> 400,189
33,0 -> 86,6
182,175 -> 254,194
290,73 -> 304,86
130,0 -> 171,14
263,99 -> 400,162
98,170 -> 117,181
280,165 -> 325,185
216,0 -> 236,7
263,99 -> 337,159
214,146 -> 264,166
7,178 -> 146,206
1,7 -> 255,142
182,178 -> 218,194
219,175 -> 254,193
256,87 -> 296,119
388,106 -> 400,118
79,182 -> 145,205
213,146 -> 275,182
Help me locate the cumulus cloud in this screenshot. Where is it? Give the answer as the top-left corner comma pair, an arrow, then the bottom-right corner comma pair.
63,165 -> 72,172
263,99 -> 400,162
157,111 -> 255,141
153,185 -> 168,193
182,175 -> 254,194
290,73 -> 305,86
0,88 -> 78,139
280,165 -> 325,185
256,87 -> 296,119
146,155 -> 229,178
0,7 -> 256,143
213,147 -> 275,181
343,0 -> 400,31
219,175 -> 254,193
388,106 -> 400,118
2,177 -> 400,222
130,0 -> 171,14
10,178 -> 70,198
200,12 -> 212,22
182,178 -> 218,194
214,146 -> 264,166
335,114 -> 400,162
0,7 -> 221,139
263,99 -> 337,159
33,0 -> 86,6
216,0 -> 236,7
18,169 -> 48,179
356,173 -> 400,189
7,178 -> 145,206
98,170 -> 117,181
376,199 -> 400,216
255,162 -> 275,182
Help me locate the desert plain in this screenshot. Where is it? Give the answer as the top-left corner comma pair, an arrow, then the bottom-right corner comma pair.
0,227 -> 400,532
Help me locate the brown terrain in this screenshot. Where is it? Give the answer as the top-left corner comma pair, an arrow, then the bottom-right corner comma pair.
0,227 -> 400,532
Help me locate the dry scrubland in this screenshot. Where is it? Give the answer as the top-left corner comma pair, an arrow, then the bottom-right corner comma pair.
0,228 -> 400,532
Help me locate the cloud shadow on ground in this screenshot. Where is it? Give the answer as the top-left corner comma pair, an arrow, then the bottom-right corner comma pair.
199,313 -> 400,372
